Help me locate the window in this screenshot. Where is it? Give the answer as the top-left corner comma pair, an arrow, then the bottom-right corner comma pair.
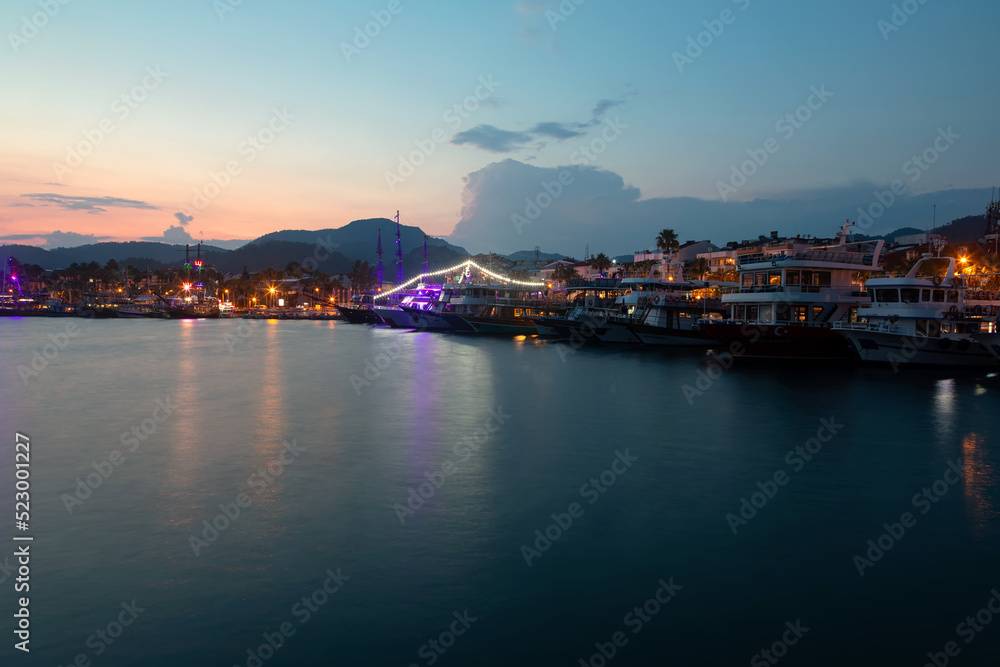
742,273 -> 753,288
776,305 -> 791,322
932,290 -> 944,303
754,272 -> 766,287
746,305 -> 759,321
876,289 -> 899,303
921,289 -> 930,301
793,306 -> 807,322
812,306 -> 826,322
759,305 -> 773,323
817,271 -> 832,287
786,270 -> 800,286
901,288 -> 919,303
947,291 -> 958,303
768,271 -> 781,286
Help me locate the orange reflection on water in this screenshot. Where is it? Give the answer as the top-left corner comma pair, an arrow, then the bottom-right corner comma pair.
962,432 -> 998,538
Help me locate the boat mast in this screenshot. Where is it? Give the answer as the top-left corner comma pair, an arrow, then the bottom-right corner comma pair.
395,210 -> 404,286
375,229 -> 384,291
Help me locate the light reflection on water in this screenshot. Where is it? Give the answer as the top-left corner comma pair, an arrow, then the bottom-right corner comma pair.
2,319 -> 1000,666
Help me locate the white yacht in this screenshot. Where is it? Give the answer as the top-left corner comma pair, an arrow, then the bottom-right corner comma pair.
833,256 -> 1000,367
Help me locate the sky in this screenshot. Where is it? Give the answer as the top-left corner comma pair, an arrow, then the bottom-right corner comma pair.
0,0 -> 997,256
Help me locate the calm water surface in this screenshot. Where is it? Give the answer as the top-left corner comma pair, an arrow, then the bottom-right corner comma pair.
1,317 -> 999,666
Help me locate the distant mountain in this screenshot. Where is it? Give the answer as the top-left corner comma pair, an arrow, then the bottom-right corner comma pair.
0,241 -> 229,270
249,218 -> 468,263
933,214 -> 989,244
2,218 -> 469,275
880,227 -> 923,242
505,249 -> 564,262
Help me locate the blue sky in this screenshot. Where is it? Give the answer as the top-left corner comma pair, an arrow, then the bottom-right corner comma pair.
0,0 -> 997,254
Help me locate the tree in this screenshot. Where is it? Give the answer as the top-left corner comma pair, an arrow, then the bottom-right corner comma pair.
591,252 -> 613,277
349,259 -> 375,293
685,257 -> 710,280
552,265 -> 581,282
656,229 -> 679,257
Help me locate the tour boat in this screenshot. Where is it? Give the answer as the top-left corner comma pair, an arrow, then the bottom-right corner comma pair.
833,256 -> 1000,367
699,225 -> 885,359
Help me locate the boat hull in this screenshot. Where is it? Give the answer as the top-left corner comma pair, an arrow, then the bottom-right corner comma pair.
399,306 -> 455,331
335,306 -> 383,324
700,322 -> 857,359
373,307 -> 415,328
835,329 -> 996,367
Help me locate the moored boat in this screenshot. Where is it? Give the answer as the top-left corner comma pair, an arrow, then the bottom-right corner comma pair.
700,224 -> 884,359
833,256 -> 1000,367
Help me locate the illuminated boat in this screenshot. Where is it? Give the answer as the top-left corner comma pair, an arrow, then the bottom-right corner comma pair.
833,256 -> 1000,367
334,305 -> 383,324
373,284 -> 443,328
699,225 -> 884,359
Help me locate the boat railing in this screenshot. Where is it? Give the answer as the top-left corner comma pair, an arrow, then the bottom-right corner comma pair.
738,250 -> 878,268
832,321 -> 907,334
722,286 -> 865,296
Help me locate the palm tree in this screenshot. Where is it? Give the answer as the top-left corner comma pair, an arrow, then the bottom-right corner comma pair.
590,252 -> 613,277
655,229 -> 679,258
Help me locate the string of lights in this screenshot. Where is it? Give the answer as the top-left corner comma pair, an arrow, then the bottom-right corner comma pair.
373,260 -> 545,299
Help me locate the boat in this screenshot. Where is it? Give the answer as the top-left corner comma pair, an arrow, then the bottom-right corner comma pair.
699,224 -> 885,359
577,257 -> 726,346
532,278 -> 630,341
373,284 -> 443,328
334,304 -> 384,324
832,256 -> 1000,367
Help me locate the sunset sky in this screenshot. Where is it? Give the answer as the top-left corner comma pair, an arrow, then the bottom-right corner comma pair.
1,0 -> 997,255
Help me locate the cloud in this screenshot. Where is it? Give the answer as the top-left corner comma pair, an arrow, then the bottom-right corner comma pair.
450,94 -> 634,153
452,125 -> 534,153
0,230 -> 111,248
174,212 -> 194,226
445,159 -> 993,256
591,99 -> 624,118
19,193 -> 159,215
142,224 -> 195,244
528,122 -> 585,139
